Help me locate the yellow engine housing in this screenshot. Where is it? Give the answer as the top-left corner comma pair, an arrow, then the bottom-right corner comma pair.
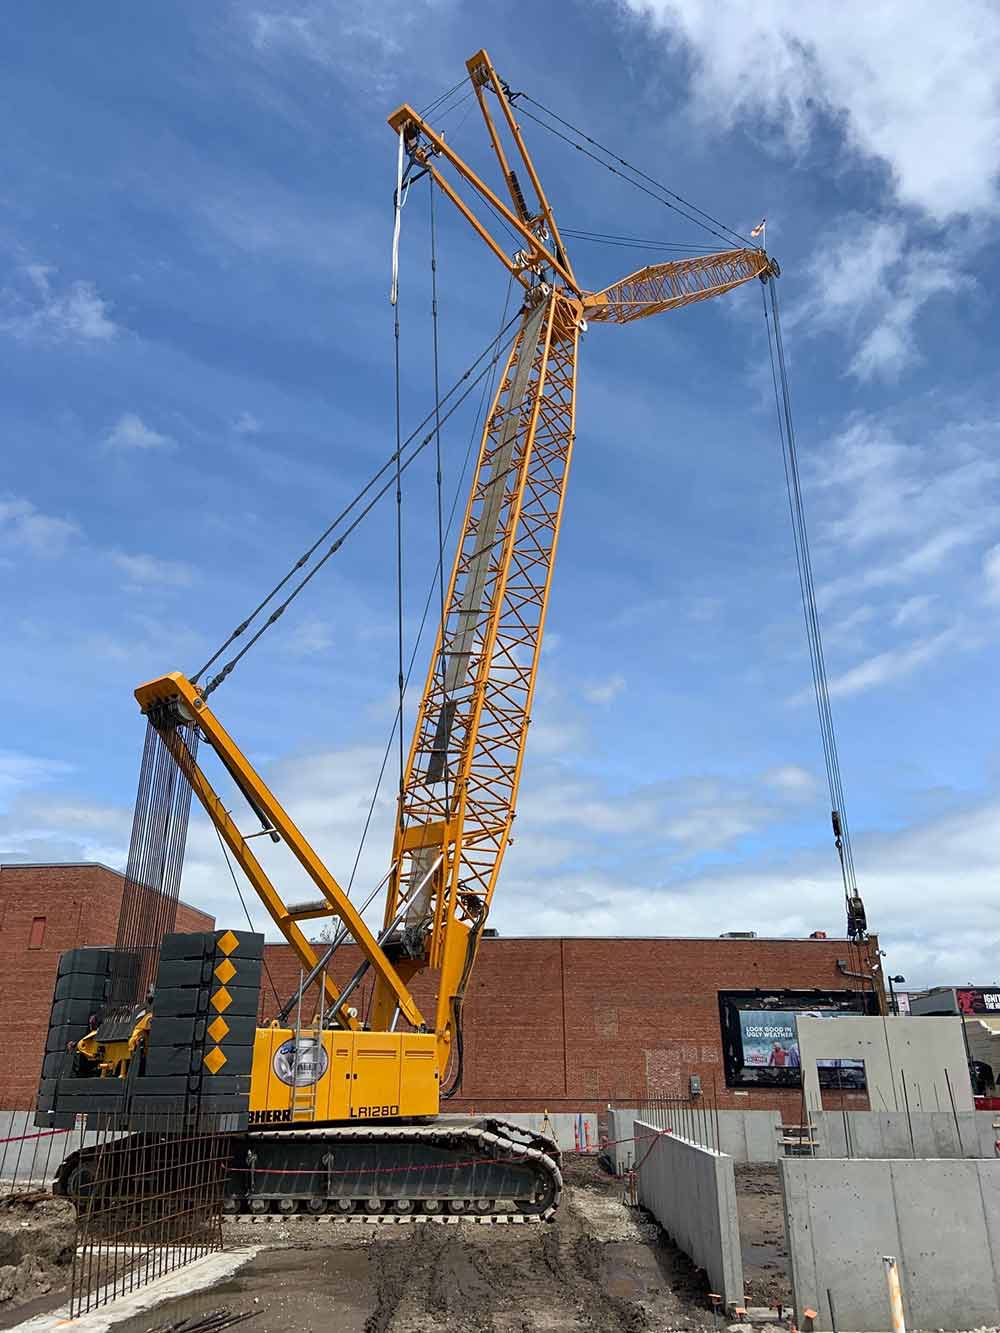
248,1028 -> 440,1124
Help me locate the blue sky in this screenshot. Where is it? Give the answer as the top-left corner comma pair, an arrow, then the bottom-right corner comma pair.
3,1 -> 999,987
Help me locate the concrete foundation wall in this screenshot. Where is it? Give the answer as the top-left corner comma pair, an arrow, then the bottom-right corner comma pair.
798,1015 -> 973,1120
608,1107 -> 781,1172
634,1120 -> 744,1308
781,1156 -> 1000,1331
814,1109 -> 1000,1159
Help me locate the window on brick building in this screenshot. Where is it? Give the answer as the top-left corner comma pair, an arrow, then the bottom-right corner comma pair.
28,916 -> 46,949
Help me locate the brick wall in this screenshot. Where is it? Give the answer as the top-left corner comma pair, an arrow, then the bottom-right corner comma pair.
1,861 -> 880,1115
0,864 -> 213,1108
259,933 -> 882,1117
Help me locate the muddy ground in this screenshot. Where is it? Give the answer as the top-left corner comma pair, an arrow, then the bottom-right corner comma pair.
0,1159 -> 792,1330
0,1196 -> 75,1323
110,1158 -> 715,1333
734,1165 -> 790,1309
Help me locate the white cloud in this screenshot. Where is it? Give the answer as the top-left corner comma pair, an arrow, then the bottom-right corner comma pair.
820,626 -> 959,700
496,792 -> 1000,985
110,551 -> 194,589
985,545 -> 1000,604
625,1 -> 1000,221
583,673 -> 626,705
104,413 -> 174,451
284,617 -> 334,656
0,750 -> 73,803
234,411 -> 261,434
811,415 -> 1000,607
892,594 -> 936,628
0,495 -> 79,556
763,765 -> 815,797
1,264 -> 116,342
248,4 -> 442,90
10,725 -> 998,984
789,219 -> 969,380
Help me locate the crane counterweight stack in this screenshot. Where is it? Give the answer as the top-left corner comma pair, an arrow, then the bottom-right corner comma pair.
36,47 -> 780,1220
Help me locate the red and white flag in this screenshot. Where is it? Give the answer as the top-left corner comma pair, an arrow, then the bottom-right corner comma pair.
750,217 -> 766,238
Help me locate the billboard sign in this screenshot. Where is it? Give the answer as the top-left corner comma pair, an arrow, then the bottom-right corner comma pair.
736,1008 -> 865,1086
739,1010 -> 800,1069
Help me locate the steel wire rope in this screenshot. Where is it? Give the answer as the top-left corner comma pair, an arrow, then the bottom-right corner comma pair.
512,90 -> 753,250
342,275 -> 516,910
770,278 -> 858,895
761,277 -> 869,992
418,77 -> 467,119
769,277 -> 872,995
197,286 -> 515,986
429,175 -> 450,810
192,314 -> 521,694
517,101 -> 746,250
560,226 -> 721,254
392,181 -> 406,840
209,818 -> 282,1015
513,101 -> 743,250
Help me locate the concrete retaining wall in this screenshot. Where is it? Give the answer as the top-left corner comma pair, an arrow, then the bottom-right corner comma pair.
634,1120 -> 744,1308
781,1156 -> 1000,1331
608,1107 -> 781,1172
814,1110 -> 1000,1159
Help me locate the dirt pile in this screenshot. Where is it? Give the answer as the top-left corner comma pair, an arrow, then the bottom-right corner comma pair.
0,1197 -> 75,1312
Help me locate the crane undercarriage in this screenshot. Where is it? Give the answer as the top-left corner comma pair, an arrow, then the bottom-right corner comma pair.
54,1117 -> 562,1220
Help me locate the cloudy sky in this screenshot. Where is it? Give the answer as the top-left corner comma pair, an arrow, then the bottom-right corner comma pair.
3,2 -> 999,987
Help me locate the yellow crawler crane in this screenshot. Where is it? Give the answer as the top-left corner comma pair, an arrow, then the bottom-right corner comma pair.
59,50 -> 776,1219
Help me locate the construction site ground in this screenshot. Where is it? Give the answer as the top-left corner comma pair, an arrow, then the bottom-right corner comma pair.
0,1158 -> 797,1331
117,1158 -> 714,1333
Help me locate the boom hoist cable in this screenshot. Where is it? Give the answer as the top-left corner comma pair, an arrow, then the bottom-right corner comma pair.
190,313 -> 521,696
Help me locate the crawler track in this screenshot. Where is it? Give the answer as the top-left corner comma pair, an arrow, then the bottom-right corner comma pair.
54,1116 -> 562,1222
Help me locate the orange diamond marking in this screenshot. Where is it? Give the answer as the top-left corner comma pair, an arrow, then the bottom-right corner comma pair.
210,986 -> 233,1013
214,958 -> 236,985
207,1016 -> 230,1043
203,1046 -> 227,1075
217,929 -> 239,956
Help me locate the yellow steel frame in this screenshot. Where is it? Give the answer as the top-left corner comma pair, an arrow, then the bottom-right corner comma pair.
134,49 -> 775,1081
134,672 -> 426,1033
372,52 -> 776,1058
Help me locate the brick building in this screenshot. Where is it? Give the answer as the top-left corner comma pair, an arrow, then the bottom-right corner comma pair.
1,863 -> 881,1116
0,863 -> 213,1108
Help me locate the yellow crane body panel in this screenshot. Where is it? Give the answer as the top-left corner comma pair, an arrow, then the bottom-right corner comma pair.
248,1029 -> 440,1123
